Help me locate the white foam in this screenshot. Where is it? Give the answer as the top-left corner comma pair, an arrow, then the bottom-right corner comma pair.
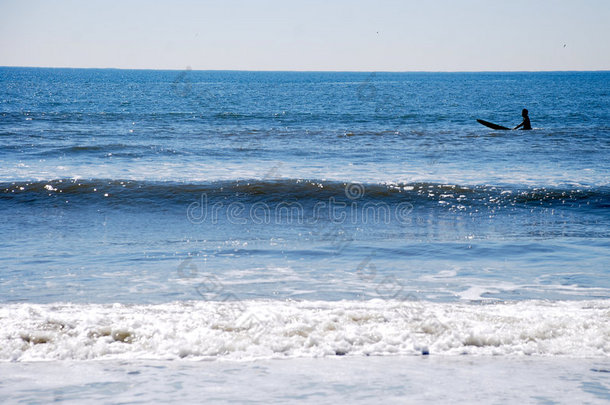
1,300 -> 608,361
1,160 -> 606,188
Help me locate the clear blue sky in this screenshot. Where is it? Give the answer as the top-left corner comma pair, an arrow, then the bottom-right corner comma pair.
1,0 -> 609,71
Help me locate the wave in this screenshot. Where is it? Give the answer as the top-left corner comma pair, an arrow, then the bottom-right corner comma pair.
32,144 -> 183,158
2,300 -> 608,361
1,179 -> 608,211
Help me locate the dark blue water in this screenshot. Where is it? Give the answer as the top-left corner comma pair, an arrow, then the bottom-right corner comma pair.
1,67 -> 608,305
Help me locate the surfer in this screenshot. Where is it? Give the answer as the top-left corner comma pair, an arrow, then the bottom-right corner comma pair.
514,109 -> 532,130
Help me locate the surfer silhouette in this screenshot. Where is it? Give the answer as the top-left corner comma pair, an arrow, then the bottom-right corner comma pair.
514,109 -> 532,130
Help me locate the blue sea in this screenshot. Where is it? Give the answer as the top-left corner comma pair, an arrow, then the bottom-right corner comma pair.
1,67 -> 609,403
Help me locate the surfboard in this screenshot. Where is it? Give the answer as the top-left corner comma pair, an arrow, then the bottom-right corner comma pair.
477,119 -> 511,130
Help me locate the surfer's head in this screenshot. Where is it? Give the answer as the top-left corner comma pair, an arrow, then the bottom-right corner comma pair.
522,108 -> 529,117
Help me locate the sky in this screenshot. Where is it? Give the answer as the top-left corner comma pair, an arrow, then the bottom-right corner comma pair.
1,0 -> 609,71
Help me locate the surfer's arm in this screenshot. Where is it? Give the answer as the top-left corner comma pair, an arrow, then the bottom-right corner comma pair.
514,121 -> 524,130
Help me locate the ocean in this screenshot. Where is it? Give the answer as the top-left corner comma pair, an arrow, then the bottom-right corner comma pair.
0,67 -> 608,403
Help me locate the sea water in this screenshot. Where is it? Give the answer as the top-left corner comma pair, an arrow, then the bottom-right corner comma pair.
0,68 -> 608,403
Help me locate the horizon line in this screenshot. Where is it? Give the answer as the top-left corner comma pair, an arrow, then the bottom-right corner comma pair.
1,65 -> 609,74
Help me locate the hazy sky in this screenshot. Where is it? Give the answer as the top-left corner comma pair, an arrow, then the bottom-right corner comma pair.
1,0 -> 609,71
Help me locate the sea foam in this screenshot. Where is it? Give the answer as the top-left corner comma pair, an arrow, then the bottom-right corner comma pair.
2,300 -> 608,361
